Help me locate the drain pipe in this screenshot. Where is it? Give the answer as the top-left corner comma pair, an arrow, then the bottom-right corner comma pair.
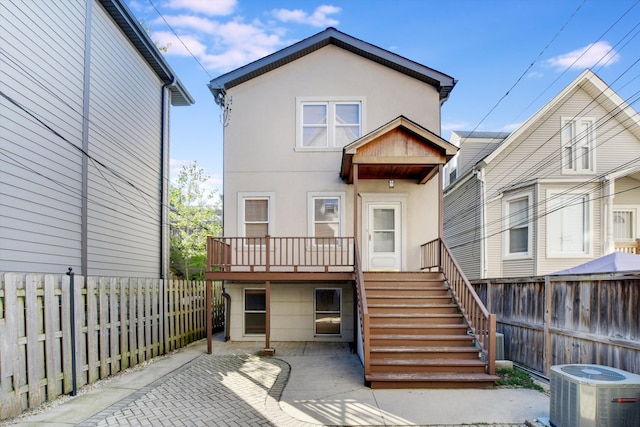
222,284 -> 231,341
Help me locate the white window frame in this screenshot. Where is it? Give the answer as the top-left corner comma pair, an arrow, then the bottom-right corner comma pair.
307,192 -> 346,243
444,154 -> 459,187
243,288 -> 266,336
546,190 -> 592,258
503,192 -> 533,260
237,192 -> 275,238
613,207 -> 637,242
561,117 -> 596,175
296,96 -> 365,151
314,287 -> 342,336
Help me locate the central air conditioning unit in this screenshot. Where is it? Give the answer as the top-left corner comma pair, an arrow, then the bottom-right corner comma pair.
550,364 -> 640,427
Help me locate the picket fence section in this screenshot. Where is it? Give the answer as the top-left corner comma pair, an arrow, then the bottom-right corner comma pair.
0,273 -> 223,420
472,274 -> 640,377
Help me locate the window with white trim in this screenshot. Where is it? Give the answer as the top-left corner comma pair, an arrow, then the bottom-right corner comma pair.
503,193 -> 532,258
314,288 -> 341,335
613,209 -> 636,241
297,97 -> 363,149
238,193 -> 274,237
561,117 -> 596,174
547,192 -> 591,256
308,192 -> 345,240
244,289 -> 265,335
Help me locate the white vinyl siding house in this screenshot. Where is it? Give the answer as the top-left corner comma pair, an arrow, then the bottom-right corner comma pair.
444,69 -> 640,279
0,0 -> 193,276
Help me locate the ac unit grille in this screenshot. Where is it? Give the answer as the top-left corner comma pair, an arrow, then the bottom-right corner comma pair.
550,364 -> 640,427
561,365 -> 627,382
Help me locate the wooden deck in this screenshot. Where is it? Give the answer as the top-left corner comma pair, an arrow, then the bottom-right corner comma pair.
206,236 -> 497,388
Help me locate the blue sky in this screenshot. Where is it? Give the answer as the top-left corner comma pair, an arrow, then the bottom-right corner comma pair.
126,0 -> 640,193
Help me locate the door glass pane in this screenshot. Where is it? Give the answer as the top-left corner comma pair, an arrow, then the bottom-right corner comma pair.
373,208 -> 395,253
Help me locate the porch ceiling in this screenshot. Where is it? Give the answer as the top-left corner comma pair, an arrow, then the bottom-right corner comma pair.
340,116 -> 457,184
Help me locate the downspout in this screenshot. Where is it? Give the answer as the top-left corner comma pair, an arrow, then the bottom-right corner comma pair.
476,168 -> 488,279
160,77 -> 175,355
160,77 -> 176,281
222,287 -> 231,341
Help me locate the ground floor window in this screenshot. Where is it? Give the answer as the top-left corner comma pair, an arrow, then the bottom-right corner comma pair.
244,289 -> 266,334
613,209 -> 635,241
314,288 -> 341,335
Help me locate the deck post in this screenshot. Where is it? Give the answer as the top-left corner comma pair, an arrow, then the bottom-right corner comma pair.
353,164 -> 359,239
259,280 -> 275,356
206,279 -> 212,354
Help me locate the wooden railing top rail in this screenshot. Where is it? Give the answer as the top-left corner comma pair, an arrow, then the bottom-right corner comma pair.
207,236 -> 355,272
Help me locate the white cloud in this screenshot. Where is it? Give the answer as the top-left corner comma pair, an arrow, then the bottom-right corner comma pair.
546,41 -> 620,71
152,31 -> 208,57
271,5 -> 340,27
500,122 -> 522,132
441,121 -> 471,133
157,15 -> 219,33
527,70 -> 544,79
162,0 -> 236,16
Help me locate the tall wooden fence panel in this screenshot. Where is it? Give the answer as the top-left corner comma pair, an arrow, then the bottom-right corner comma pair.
0,273 -> 223,420
473,274 -> 640,377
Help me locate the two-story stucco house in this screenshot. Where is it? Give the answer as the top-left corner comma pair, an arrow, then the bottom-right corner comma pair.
0,0 -> 193,278
206,28 -> 498,388
444,69 -> 640,280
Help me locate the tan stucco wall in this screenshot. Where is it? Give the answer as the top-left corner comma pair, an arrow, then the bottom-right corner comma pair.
222,44 -> 444,253
226,282 -> 354,342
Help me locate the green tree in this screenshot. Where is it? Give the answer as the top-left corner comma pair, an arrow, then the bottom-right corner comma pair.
170,162 -> 220,280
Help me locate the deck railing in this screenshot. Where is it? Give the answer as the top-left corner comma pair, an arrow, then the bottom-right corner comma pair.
353,241 -> 370,376
421,238 -> 496,375
207,236 -> 355,272
615,239 -> 640,254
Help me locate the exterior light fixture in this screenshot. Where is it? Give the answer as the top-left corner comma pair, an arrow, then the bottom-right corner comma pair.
388,179 -> 395,188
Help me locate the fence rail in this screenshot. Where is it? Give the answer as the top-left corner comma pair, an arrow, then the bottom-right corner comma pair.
472,274 -> 640,376
0,273 -> 223,420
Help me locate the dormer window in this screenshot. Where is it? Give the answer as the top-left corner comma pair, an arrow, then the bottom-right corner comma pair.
561,117 -> 596,174
297,97 -> 364,150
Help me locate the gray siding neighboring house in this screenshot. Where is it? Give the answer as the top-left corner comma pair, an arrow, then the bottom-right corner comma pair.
0,0 -> 194,277
444,69 -> 640,279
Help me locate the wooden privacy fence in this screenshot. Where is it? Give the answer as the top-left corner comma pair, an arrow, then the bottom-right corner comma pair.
0,273 -> 224,420
472,274 -> 640,377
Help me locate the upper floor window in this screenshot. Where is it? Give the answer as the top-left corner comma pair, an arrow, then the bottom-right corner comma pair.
238,192 -> 274,238
297,97 -> 364,150
503,192 -> 532,259
561,117 -> 596,174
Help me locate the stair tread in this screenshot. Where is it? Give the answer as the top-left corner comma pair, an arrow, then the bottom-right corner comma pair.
368,303 -> 457,307
371,361 -> 486,367
371,334 -> 472,340
371,346 -> 479,352
370,313 -> 462,318
372,323 -> 467,328
366,372 -> 498,382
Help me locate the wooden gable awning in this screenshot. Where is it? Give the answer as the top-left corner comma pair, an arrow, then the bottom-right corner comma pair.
340,116 -> 458,184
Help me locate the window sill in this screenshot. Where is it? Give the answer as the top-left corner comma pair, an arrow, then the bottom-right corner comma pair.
503,253 -> 532,261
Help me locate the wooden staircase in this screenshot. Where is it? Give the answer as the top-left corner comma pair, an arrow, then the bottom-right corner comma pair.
363,271 -> 498,389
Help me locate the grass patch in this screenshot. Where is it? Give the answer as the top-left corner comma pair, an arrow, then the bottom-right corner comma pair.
496,368 -> 545,392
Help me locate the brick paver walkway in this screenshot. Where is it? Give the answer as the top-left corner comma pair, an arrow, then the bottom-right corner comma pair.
72,352 -> 528,427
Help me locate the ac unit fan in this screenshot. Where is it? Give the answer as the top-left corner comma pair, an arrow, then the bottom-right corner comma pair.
550,364 -> 640,427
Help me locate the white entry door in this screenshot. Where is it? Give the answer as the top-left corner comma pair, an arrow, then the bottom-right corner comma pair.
367,203 -> 402,271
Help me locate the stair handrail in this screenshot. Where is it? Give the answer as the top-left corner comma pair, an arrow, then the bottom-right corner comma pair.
421,238 -> 496,375
353,240 -> 370,377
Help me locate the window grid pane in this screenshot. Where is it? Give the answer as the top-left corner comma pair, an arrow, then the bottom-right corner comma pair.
315,289 -> 341,335
613,210 -> 633,241
313,197 -> 340,239
245,290 -> 266,335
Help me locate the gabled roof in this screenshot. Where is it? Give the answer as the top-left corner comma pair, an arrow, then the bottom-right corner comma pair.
479,69 -> 640,168
100,0 -> 194,106
340,116 -> 458,184
208,27 -> 456,106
